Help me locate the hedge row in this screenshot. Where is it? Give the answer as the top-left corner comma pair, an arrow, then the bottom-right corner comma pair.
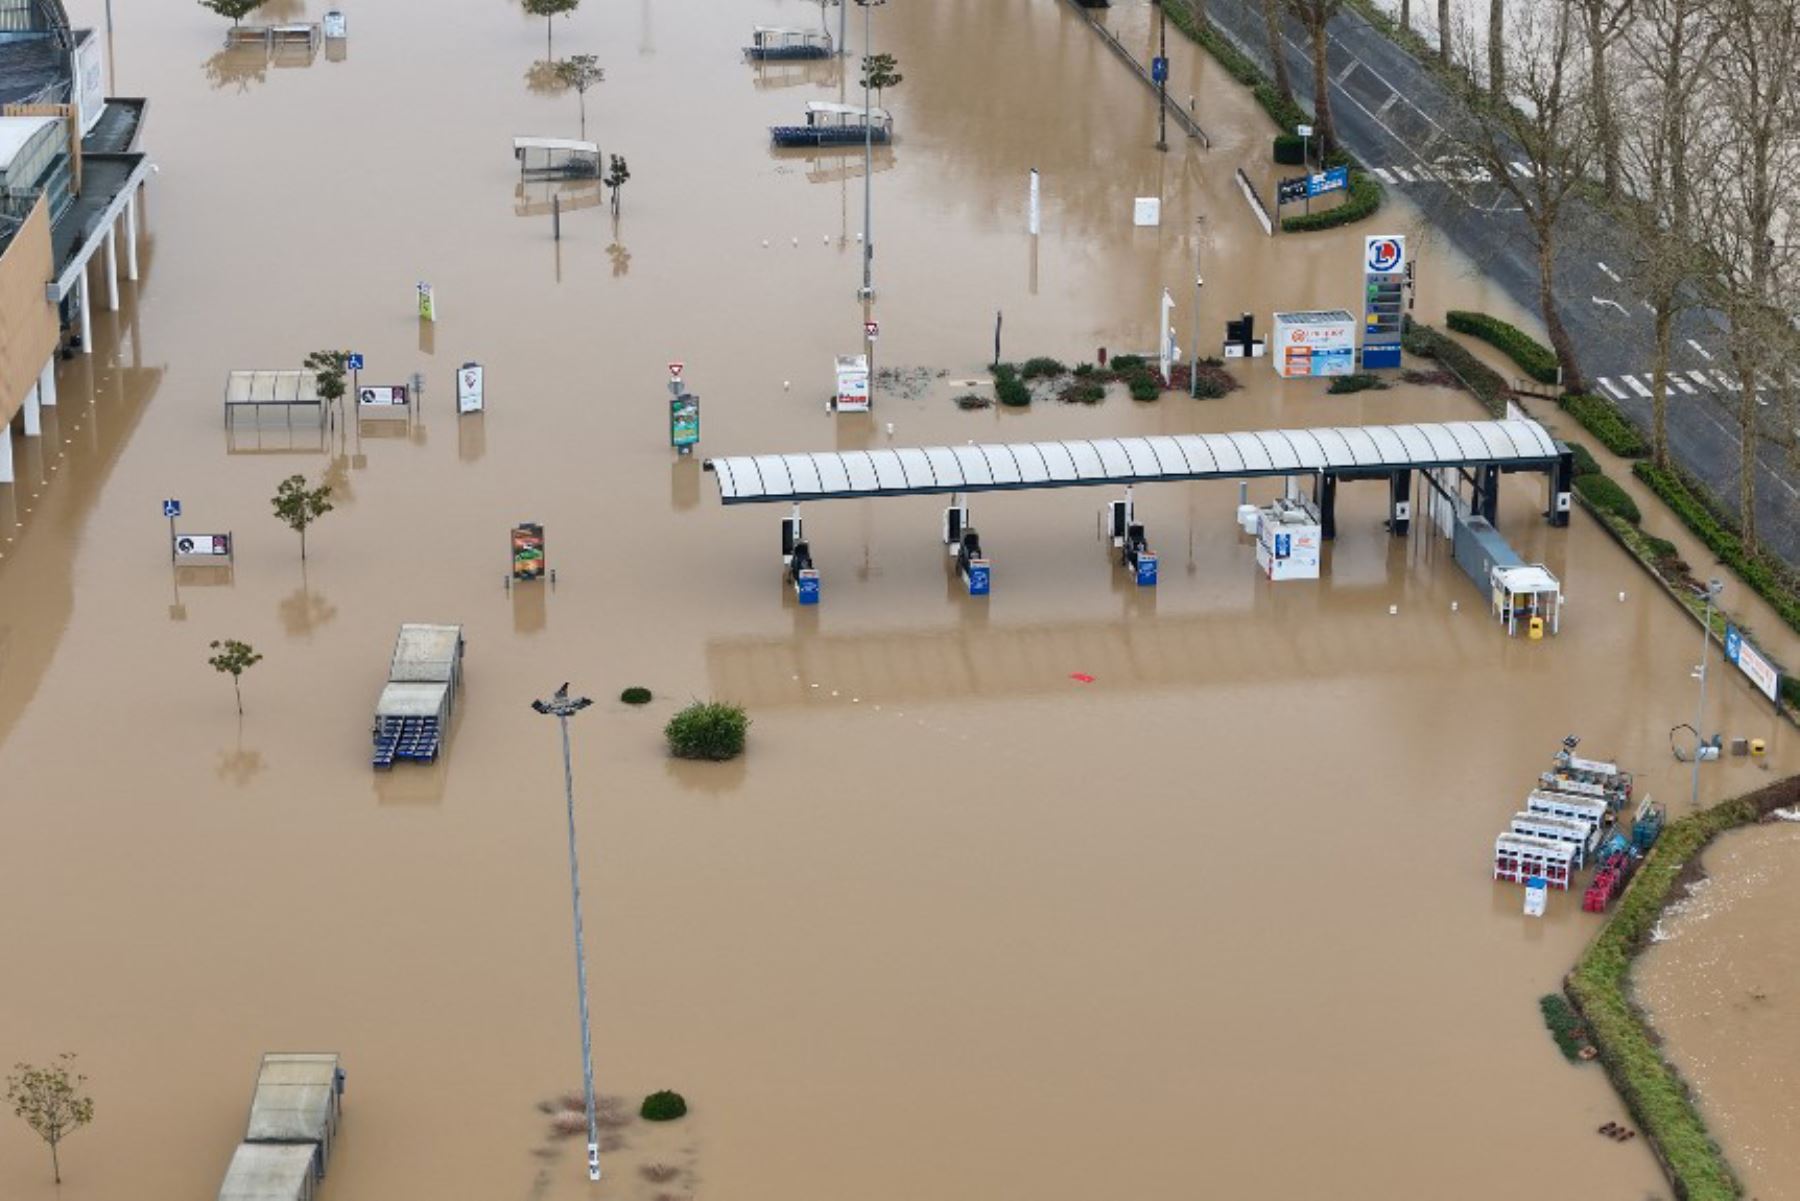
1562,393 -> 1650,458
1574,472 -> 1641,525
1446,310 -> 1559,384
1632,460 -> 1800,635
1399,319 -> 1510,416
1567,773 -> 1800,1201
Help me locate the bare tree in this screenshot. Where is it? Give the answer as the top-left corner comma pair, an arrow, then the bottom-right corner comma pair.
1283,0 -> 1344,150
1260,0 -> 1295,104
1439,0 -> 1451,61
1450,0 -> 1594,391
1694,0 -> 1800,544
1572,0 -> 1634,195
1613,0 -> 1723,466
1489,0 -> 1505,99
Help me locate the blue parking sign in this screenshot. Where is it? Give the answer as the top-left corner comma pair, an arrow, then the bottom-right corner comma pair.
163,499 -> 181,518
1151,55 -> 1168,83
346,352 -> 364,371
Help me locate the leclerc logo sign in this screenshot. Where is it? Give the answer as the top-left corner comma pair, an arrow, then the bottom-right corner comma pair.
1366,236 -> 1405,274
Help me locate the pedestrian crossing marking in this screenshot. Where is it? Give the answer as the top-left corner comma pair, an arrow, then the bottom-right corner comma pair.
1598,377 -> 1628,400
1623,375 -> 1654,398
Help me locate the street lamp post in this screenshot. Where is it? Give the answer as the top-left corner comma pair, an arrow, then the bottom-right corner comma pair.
855,0 -> 885,298
531,683 -> 600,1182
1191,216 -> 1204,398
1690,579 -> 1723,809
1155,0 -> 1168,152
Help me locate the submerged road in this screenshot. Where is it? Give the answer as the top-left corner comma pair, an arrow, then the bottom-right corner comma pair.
1195,0 -> 1800,567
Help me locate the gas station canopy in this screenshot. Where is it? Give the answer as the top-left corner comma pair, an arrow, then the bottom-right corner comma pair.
705,419 -> 1563,504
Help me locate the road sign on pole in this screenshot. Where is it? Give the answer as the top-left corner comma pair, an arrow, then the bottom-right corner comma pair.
346,352 -> 364,371
163,499 -> 181,562
864,321 -> 879,341
1151,55 -> 1168,83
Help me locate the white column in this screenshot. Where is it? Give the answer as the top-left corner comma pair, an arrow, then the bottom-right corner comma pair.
125,190 -> 139,281
104,226 -> 119,310
0,422 -> 13,483
79,274 -> 92,352
22,381 -> 40,436
37,358 -> 55,407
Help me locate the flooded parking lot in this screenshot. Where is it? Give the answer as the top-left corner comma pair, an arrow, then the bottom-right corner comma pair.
0,0 -> 1793,1198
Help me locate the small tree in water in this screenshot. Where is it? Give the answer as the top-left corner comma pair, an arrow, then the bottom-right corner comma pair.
6,1054 -> 95,1184
521,0 -> 580,56
272,473 -> 334,560
859,52 -> 902,106
199,0 -> 265,27
604,154 -> 631,215
208,639 -> 263,715
303,349 -> 349,414
554,54 -> 604,139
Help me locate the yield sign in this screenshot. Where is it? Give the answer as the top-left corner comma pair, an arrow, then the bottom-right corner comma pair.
668,362 -> 684,378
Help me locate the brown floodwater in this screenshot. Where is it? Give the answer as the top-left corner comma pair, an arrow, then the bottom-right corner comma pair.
1,0 -> 1793,1198
1635,819 -> 1800,1201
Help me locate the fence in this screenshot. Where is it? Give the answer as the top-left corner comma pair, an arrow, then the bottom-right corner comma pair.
1236,167 -> 1272,235
1059,0 -> 1212,148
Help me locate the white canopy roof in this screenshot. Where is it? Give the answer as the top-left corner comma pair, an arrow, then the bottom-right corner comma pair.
707,419 -> 1563,504
805,100 -> 893,121
224,371 -> 322,405
0,115 -> 59,172
1493,564 -> 1561,595
513,137 -> 599,154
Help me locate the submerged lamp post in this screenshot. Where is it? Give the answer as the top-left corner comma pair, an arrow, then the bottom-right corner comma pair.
855,0 -> 886,298
1690,578 -> 1724,809
532,683 -> 600,1181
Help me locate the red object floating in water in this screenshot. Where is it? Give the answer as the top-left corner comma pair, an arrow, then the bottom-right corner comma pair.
1069,673 -> 1094,683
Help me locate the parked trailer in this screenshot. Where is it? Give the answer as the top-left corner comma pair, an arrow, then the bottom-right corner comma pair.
217,1144 -> 319,1201
1494,832 -> 1577,889
1509,811 -> 1597,868
372,623 -> 464,768
1526,789 -> 1611,830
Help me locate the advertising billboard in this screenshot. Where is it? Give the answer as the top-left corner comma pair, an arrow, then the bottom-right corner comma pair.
511,523 -> 546,581
457,363 -> 485,414
1725,623 -> 1782,703
1272,310 -> 1357,378
1362,235 -> 1406,370
670,393 -> 699,448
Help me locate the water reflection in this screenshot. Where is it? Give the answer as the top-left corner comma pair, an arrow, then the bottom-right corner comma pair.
799,145 -> 896,184
670,456 -> 700,512
514,178 -> 603,218
201,47 -> 269,93
751,58 -> 840,91
512,580 -> 547,635
216,735 -> 266,787
278,577 -> 337,638
524,59 -> 570,99
458,413 -> 487,463
663,754 -> 748,797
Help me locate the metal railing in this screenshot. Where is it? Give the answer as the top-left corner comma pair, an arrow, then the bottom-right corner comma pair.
1059,0 -> 1212,148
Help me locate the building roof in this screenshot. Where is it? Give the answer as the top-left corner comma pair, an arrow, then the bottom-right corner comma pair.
0,113 -> 56,169
389,624 -> 462,682
376,681 -> 449,718
244,1053 -> 338,1145
215,1142 -> 316,1201
1493,564 -> 1561,595
706,419 -> 1564,504
0,33 -> 69,107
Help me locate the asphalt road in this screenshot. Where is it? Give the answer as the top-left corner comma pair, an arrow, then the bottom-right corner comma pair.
1199,0 -> 1800,567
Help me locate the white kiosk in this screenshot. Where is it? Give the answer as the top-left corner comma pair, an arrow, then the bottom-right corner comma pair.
833,355 -> 870,412
1271,310 -> 1357,379
1255,497 -> 1322,580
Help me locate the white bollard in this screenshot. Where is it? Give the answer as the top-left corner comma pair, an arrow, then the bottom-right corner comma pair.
1388,605 -> 1399,615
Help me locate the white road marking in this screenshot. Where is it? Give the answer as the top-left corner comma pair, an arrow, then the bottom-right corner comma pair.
1511,160 -> 1534,177
1642,301 -> 1656,314
1688,370 -> 1711,390
1372,166 -> 1395,183
1624,374 -> 1654,398
1394,166 -> 1414,182
1597,261 -> 1621,282
1687,339 -> 1714,361
1713,370 -> 1740,392
1592,296 -> 1628,315
1673,376 -> 1696,395
1598,377 -> 1628,400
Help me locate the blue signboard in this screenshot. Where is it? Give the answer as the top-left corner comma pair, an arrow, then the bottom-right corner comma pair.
1308,165 -> 1349,197
1725,624 -> 1743,664
163,499 -> 181,518
346,352 -> 365,371
1151,56 -> 1168,83
796,570 -> 820,606
967,561 -> 991,597
1135,552 -> 1159,588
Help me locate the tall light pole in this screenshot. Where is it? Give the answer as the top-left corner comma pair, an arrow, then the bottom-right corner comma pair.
855,0 -> 885,298
1190,216 -> 1204,397
1690,578 -> 1723,809
531,683 -> 600,1182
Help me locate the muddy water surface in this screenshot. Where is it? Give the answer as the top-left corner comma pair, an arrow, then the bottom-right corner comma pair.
0,0 -> 1792,1198
1636,821 -> 1800,1201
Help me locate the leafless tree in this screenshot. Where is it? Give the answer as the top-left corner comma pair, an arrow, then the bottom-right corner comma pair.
1489,0 -> 1505,99
1692,0 -> 1800,544
1283,0 -> 1344,149
1449,0 -> 1595,391
1260,0 -> 1295,104
1438,0 -> 1451,61
1571,0 -> 1634,195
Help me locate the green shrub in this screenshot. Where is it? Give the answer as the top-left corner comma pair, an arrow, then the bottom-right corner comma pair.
954,392 -> 992,411
664,701 -> 749,761
1401,319 -> 1510,416
1192,374 -> 1227,399
1273,133 -> 1305,164
1539,994 -> 1589,1062
1072,362 -> 1096,377
1281,170 -> 1383,233
1123,369 -> 1161,401
639,1090 -> 688,1122
1574,473 -> 1641,525
989,361 -> 1017,383
1784,676 -> 1800,708
1565,440 -> 1600,479
1561,393 -> 1648,458
1633,460 -> 1800,634
1327,373 -> 1388,394
1059,380 -> 1105,404
1109,354 -> 1146,371
1446,310 -> 1560,384
620,686 -> 653,705
996,376 -> 1031,407
1019,356 -> 1066,379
